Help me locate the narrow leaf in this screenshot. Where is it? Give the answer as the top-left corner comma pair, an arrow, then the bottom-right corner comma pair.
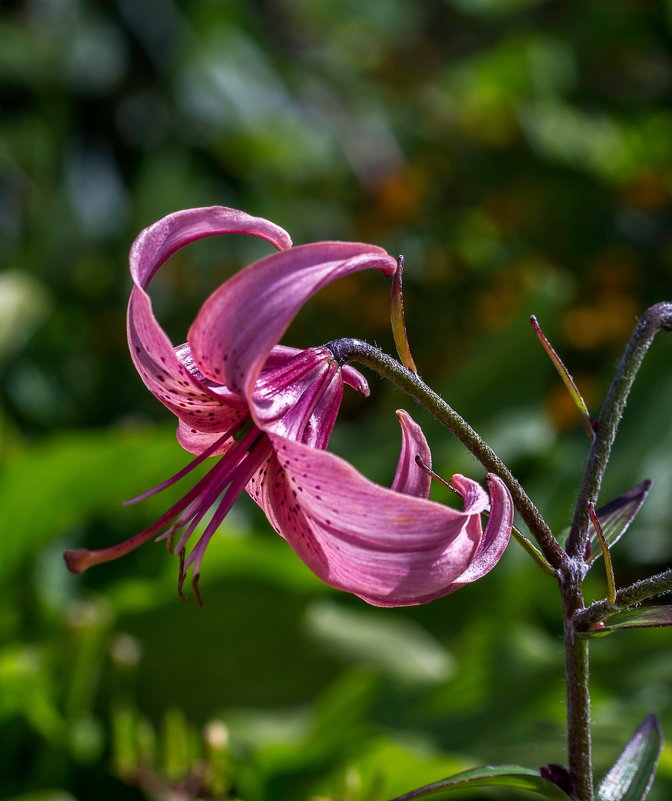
588,480 -> 652,564
387,765 -> 574,801
597,714 -> 662,801
588,503 -> 617,604
581,606 -> 672,638
391,255 -> 418,373
530,315 -> 593,438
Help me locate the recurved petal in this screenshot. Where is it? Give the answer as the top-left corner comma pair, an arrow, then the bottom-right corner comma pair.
391,410 -> 432,499
130,206 -> 292,290
127,207 -> 290,429
262,434 -> 489,607
187,242 -> 397,400
446,473 -> 513,589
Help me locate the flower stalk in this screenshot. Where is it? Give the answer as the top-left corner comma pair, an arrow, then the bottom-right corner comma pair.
327,337 -> 567,572
335,336 -> 596,799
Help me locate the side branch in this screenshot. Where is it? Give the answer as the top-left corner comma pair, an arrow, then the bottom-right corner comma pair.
573,568 -> 672,631
329,338 -> 567,571
566,302 -> 672,559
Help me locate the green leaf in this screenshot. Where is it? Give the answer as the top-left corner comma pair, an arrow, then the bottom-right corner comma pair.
305,600 -> 453,683
390,255 -> 418,373
597,714 -> 662,801
387,765 -> 574,800
580,607 -> 672,638
588,481 -> 651,564
530,314 -> 593,439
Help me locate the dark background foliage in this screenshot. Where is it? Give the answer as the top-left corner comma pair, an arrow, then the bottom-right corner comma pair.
2,0 -> 672,799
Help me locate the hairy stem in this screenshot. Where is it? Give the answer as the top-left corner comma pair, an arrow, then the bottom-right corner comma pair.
558,566 -> 594,801
558,302 -> 672,798
328,338 -> 567,571
566,628 -> 593,798
566,303 -> 672,559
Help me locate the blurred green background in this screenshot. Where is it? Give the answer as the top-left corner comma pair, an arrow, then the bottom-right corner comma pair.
3,0 -> 672,799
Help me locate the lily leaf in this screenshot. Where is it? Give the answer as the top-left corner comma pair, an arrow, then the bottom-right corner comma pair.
588,480 -> 652,564
530,315 -> 593,439
597,714 -> 662,801
581,606 -> 672,638
390,255 -> 418,373
387,765 -> 574,801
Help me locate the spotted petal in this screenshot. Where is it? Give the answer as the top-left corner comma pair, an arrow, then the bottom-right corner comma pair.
128,207 -> 292,431
261,429 -> 504,607
187,242 -> 397,402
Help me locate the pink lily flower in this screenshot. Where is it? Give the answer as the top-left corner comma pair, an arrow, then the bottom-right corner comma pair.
65,207 -> 513,606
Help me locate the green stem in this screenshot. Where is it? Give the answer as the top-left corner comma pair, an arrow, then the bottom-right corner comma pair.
557,301 -> 672,799
566,303 -> 672,560
328,338 -> 568,572
563,583 -> 594,801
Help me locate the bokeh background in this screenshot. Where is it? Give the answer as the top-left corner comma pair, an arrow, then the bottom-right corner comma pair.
3,0 -> 672,799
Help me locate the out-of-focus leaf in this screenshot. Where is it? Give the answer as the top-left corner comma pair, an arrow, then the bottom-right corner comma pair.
581,607 -> 672,638
588,481 -> 652,564
597,715 -> 662,801
311,736 -> 467,801
305,600 -> 453,683
0,644 -> 64,738
387,764 -> 574,800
